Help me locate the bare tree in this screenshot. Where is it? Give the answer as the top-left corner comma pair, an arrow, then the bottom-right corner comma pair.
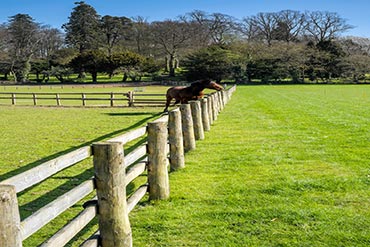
252,12 -> 278,46
130,16 -> 153,56
150,20 -> 193,76
273,10 -> 306,43
304,11 -> 353,42
36,26 -> 64,59
239,17 -> 260,41
100,15 -> 132,56
187,10 -> 238,45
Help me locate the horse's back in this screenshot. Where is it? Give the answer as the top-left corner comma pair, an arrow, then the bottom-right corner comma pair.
166,86 -> 186,98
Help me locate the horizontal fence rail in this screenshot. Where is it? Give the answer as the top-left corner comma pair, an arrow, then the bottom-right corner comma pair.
0,92 -> 166,107
0,85 -> 236,247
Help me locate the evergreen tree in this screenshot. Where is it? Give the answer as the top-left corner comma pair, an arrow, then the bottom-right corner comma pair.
62,1 -> 101,53
8,14 -> 40,82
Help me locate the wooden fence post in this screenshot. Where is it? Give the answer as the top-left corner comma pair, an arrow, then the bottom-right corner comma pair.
215,92 -> 220,114
221,90 -> 227,106
56,93 -> 61,106
211,94 -> 218,121
168,108 -> 185,171
110,92 -> 114,107
0,185 -> 22,247
190,100 -> 204,140
82,93 -> 86,106
207,95 -> 213,125
219,91 -> 225,110
33,93 -> 37,106
11,93 -> 16,105
180,104 -> 196,152
201,98 -> 210,131
93,142 -> 132,247
127,91 -> 134,107
147,121 -> 170,200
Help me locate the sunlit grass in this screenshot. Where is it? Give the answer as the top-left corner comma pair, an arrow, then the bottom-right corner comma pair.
1,85 -> 369,246
0,102 -> 164,246
131,85 -> 370,246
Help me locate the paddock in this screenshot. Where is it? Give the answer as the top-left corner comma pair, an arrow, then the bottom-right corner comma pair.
0,86 -> 236,246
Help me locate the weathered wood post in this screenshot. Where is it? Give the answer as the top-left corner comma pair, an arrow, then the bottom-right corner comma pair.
56,93 -> 61,106
11,93 -> 16,105
218,91 -> 224,111
214,92 -> 220,114
207,96 -> 213,125
147,121 -> 170,200
82,93 -> 86,106
127,91 -> 134,107
201,98 -> 210,131
93,142 -> 132,247
211,94 -> 218,121
0,185 -> 22,247
110,92 -> 114,107
190,100 -> 204,140
221,90 -> 227,106
180,104 -> 196,152
33,93 -> 37,106
168,109 -> 185,171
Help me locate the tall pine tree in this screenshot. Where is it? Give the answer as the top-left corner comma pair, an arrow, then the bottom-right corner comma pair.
62,1 -> 101,53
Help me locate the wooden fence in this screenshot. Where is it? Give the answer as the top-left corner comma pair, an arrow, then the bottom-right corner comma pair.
0,92 -> 166,107
0,85 -> 236,247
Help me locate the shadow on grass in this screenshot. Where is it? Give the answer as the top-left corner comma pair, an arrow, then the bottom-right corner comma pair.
0,111 -> 162,182
105,112 -> 158,116
13,111 -> 162,222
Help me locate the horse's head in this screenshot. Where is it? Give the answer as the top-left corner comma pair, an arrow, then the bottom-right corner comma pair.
200,79 -> 224,91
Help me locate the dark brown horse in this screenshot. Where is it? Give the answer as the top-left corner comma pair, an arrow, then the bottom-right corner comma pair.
163,79 -> 224,112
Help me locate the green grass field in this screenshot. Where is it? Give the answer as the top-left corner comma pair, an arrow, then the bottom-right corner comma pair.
1,85 -> 369,246
131,85 -> 370,246
0,86 -> 166,246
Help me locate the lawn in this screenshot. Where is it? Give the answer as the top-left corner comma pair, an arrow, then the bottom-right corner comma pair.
0,87 -> 165,246
1,85 -> 369,246
130,85 -> 370,246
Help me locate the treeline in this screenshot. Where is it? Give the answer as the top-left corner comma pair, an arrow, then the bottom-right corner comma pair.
0,1 -> 370,84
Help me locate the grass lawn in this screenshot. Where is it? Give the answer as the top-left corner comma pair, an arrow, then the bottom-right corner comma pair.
0,97 -> 165,246
131,85 -> 370,246
1,85 -> 369,246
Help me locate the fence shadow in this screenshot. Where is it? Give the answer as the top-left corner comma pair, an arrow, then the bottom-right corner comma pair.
8,111 -> 161,222
0,112 -> 161,182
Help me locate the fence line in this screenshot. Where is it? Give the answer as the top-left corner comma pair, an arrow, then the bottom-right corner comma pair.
0,91 -> 167,107
0,85 -> 236,247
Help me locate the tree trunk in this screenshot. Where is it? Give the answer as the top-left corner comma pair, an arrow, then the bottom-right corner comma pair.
91,71 -> 98,83
164,56 -> 169,73
122,72 -> 128,82
169,54 -> 175,77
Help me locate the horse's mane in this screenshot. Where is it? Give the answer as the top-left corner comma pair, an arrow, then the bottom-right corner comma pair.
189,79 -> 210,94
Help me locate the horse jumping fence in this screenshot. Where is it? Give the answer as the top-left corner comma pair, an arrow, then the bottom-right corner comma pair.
0,85 -> 236,247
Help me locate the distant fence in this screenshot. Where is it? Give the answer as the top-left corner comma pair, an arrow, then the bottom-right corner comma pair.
0,91 -> 166,107
0,85 -> 236,247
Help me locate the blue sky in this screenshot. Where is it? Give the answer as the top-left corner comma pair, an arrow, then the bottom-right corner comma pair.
0,0 -> 369,37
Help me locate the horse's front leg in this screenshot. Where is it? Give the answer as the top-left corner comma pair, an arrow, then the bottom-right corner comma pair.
163,96 -> 172,112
